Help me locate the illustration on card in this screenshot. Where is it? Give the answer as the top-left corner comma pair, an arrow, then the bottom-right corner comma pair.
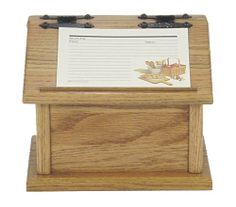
135,58 -> 187,86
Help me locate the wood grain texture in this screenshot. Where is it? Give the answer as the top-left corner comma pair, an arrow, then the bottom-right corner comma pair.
36,104 -> 51,174
23,15 -> 213,105
189,105 -> 203,173
40,87 -> 198,92
50,105 -> 189,173
27,136 -> 212,191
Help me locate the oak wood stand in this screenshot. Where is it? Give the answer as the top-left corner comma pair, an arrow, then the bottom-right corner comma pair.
24,15 -> 213,191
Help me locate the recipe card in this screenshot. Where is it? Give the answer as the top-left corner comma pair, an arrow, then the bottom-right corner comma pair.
57,28 -> 191,87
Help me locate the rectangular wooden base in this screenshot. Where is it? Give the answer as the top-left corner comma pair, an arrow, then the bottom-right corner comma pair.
27,136 -> 212,191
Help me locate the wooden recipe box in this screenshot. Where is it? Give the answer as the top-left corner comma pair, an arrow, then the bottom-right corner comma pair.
23,14 -> 213,191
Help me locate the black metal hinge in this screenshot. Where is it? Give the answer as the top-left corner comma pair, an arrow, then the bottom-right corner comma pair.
138,13 -> 192,28
40,14 -> 94,29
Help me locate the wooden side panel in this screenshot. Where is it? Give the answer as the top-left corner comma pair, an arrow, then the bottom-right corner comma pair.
50,105 -> 189,173
36,104 -> 51,174
189,105 -> 203,173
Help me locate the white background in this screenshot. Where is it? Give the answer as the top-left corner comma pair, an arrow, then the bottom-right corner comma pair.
0,0 -> 235,206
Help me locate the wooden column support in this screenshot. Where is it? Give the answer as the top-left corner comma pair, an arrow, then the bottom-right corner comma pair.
36,104 -> 51,174
189,105 -> 203,173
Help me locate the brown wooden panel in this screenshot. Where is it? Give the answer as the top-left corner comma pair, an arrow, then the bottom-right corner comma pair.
50,105 -> 189,173
23,15 -> 213,104
27,136 -> 212,191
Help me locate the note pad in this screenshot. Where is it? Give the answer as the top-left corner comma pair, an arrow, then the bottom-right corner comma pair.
57,28 -> 191,87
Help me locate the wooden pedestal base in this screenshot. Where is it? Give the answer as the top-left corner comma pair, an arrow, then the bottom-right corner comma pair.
27,136 -> 212,191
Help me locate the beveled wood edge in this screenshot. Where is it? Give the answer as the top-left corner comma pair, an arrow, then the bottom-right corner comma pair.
27,136 -> 212,191
23,99 -> 213,105
39,87 -> 198,93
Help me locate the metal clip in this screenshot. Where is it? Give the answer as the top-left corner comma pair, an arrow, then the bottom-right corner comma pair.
138,13 -> 192,29
40,22 -> 94,29
40,14 -> 94,29
138,13 -> 191,20
138,21 -> 192,29
40,14 -> 93,20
